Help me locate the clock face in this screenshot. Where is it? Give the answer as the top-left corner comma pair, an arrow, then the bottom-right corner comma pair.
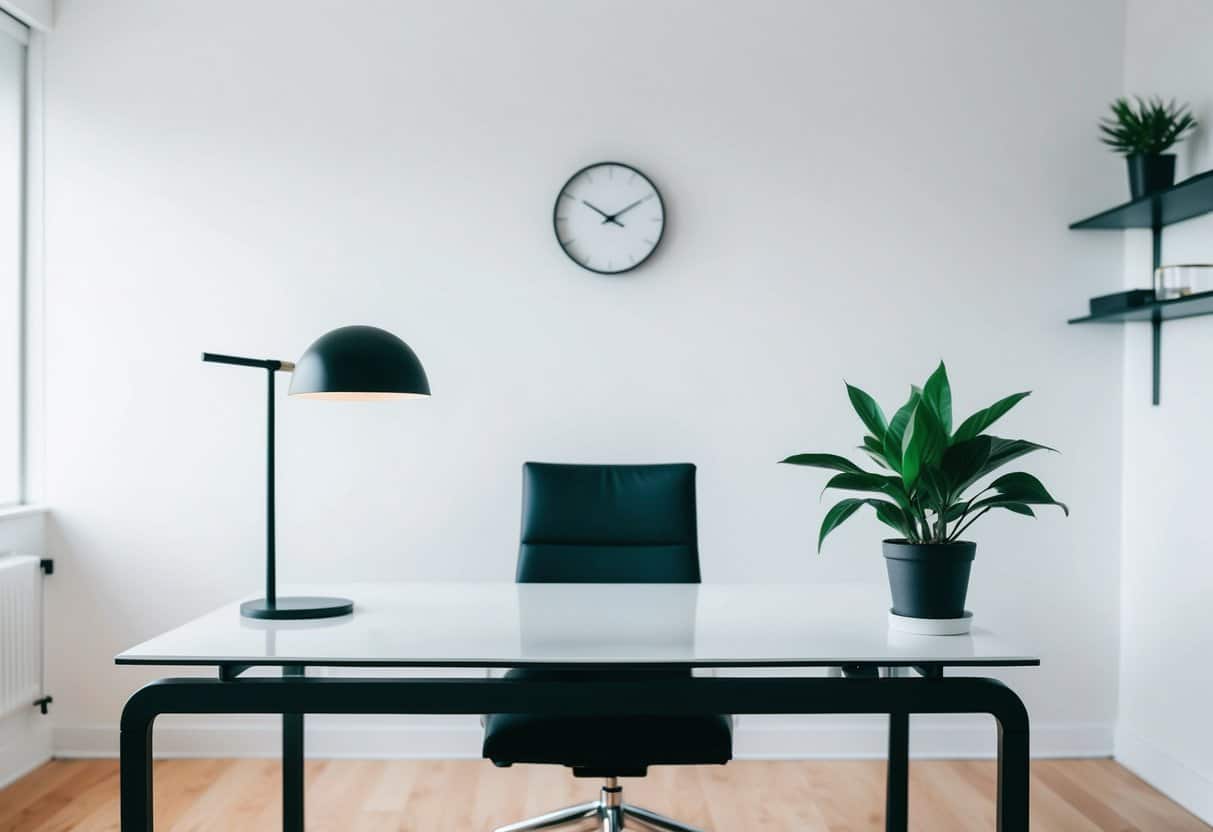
553,162 -> 665,275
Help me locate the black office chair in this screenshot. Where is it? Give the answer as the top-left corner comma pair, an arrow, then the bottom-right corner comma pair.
483,462 -> 732,832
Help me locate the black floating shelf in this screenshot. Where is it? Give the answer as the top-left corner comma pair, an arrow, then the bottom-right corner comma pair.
1070,169 -> 1213,230
1068,290 -> 1213,324
1069,169 -> 1213,405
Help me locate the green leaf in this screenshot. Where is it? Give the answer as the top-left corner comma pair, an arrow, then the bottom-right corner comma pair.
821,472 -> 913,515
918,467 -> 951,508
968,499 -> 1037,518
818,498 -> 866,552
997,503 -> 1035,517
846,383 -> 887,441
915,403 -> 948,468
941,436 -> 992,497
977,472 -> 1069,516
860,436 -> 891,470
952,391 -> 1031,444
866,498 -> 914,540
822,471 -> 898,496
988,471 -> 1054,498
882,389 -> 920,474
971,437 -> 1056,483
944,502 -> 968,522
966,495 -> 1050,517
901,401 -> 947,490
821,497 -> 916,546
899,406 -> 921,488
780,453 -> 864,473
921,362 -> 952,435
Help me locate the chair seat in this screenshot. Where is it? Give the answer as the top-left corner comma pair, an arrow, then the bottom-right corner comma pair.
482,670 -> 733,775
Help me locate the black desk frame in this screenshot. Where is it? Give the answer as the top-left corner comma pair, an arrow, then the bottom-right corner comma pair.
119,670 -> 1029,832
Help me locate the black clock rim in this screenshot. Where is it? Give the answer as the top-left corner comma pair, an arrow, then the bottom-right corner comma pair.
552,161 -> 666,276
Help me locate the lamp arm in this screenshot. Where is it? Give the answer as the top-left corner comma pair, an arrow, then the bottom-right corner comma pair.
202,350 -> 295,610
202,352 -> 295,372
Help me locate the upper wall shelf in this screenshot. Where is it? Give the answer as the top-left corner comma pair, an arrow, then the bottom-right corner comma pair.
1070,169 -> 1213,230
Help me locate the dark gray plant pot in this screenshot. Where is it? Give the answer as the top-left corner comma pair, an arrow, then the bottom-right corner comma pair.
1126,154 -> 1176,199
882,540 -> 976,619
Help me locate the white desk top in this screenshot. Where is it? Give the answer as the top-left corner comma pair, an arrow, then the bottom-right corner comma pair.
116,583 -> 1038,669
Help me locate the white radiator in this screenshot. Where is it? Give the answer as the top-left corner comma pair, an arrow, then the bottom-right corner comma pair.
0,555 -> 42,720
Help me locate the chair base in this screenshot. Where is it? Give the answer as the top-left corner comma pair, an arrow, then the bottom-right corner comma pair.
493,778 -> 705,832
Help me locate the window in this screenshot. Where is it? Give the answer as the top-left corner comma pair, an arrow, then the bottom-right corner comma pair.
0,13 -> 25,505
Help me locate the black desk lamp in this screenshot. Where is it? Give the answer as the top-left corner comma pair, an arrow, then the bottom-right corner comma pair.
203,325 -> 430,620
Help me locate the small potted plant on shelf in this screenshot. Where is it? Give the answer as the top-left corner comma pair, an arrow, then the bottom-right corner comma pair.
1099,96 -> 1198,199
781,362 -> 1067,634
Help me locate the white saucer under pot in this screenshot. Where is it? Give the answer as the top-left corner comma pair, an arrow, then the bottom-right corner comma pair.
888,609 -> 973,636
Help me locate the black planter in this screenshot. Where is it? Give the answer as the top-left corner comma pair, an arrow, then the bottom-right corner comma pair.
1126,154 -> 1176,199
882,540 -> 975,619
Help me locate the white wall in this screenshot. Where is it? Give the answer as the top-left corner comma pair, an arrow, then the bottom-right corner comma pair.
1116,0 -> 1213,823
41,0 -> 1126,759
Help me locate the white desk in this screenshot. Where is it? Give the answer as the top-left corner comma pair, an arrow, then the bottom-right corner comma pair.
116,583 -> 1037,832
117,582 -> 1037,670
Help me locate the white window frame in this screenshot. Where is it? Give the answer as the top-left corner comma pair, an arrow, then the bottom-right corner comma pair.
0,7 -> 42,511
20,23 -> 42,508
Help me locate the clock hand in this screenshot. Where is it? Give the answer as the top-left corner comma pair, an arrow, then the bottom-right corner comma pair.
602,194 -> 654,224
582,200 -> 625,227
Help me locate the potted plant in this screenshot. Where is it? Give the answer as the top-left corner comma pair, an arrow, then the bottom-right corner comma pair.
781,362 -> 1067,632
1099,96 -> 1198,199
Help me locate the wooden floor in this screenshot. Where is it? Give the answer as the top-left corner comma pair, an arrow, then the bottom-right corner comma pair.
0,758 -> 1208,831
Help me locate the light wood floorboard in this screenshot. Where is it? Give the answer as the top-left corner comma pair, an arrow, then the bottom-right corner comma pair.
0,758 -> 1208,831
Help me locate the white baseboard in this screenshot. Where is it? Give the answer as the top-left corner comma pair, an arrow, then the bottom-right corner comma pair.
1115,727 -> 1213,825
56,715 -> 486,760
0,709 -> 53,788
53,715 -> 1113,761
735,715 -> 1112,759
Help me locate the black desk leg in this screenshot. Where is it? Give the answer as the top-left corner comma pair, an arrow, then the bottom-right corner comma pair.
119,696 -> 154,832
997,721 -> 1030,832
283,666 -> 305,832
885,712 -> 909,832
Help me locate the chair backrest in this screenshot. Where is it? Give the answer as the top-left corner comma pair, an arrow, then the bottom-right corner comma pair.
516,462 -> 701,584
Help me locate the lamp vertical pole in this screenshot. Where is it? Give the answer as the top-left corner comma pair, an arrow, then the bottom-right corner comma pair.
266,365 -> 277,608
202,347 -> 363,619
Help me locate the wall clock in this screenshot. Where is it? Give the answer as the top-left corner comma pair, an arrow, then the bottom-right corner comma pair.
553,162 -> 666,275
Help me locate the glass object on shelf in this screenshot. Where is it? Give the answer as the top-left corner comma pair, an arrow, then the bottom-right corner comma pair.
1154,264 -> 1213,300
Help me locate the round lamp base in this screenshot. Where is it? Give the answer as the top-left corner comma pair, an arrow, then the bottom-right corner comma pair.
240,596 -> 354,620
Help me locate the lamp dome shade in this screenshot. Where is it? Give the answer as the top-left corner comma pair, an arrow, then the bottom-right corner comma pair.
289,325 -> 430,400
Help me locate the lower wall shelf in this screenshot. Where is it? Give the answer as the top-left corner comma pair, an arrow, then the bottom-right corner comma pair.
1068,290 -> 1213,324
1069,290 -> 1213,405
